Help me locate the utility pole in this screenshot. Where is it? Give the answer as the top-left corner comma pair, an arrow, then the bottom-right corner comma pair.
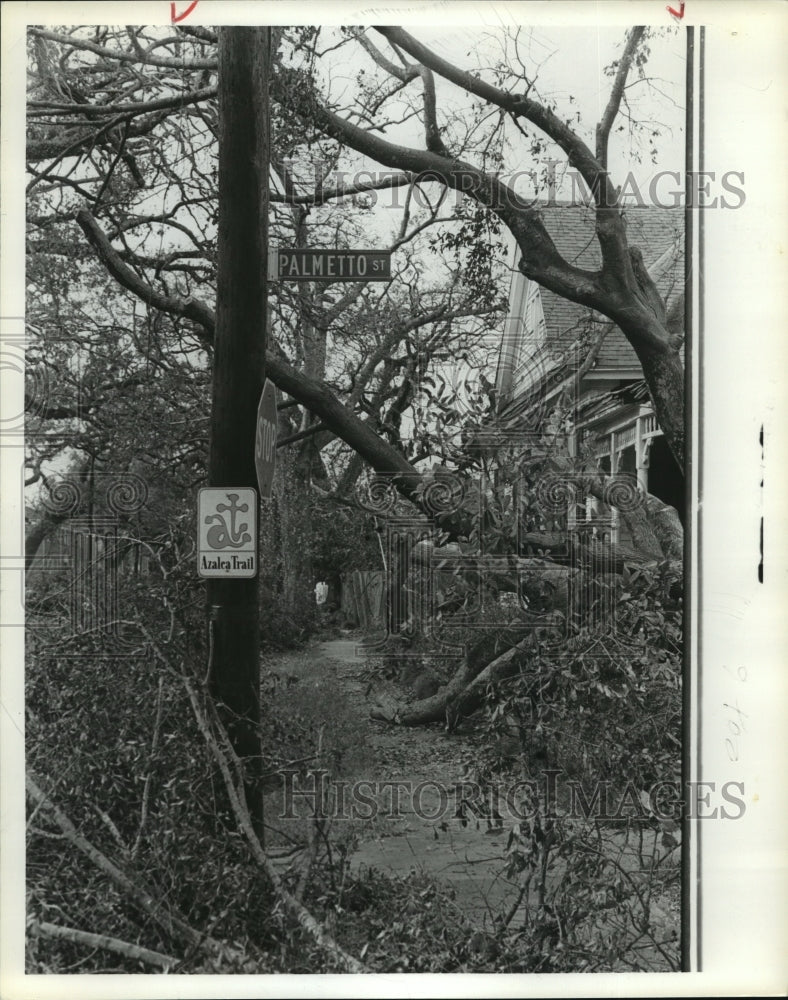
207,27 -> 270,838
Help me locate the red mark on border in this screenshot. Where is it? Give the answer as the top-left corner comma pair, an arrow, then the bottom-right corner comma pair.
171,0 -> 199,23
667,1 -> 685,18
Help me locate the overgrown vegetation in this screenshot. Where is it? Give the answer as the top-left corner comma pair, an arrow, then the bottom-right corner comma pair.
27,523 -> 680,972
23,21 -> 685,976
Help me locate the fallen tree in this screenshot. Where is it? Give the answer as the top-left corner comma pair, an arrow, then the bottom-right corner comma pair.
371,629 -> 530,726
73,184 -> 683,735
369,501 -> 682,729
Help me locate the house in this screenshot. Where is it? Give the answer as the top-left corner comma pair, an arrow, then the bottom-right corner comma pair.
493,203 -> 685,542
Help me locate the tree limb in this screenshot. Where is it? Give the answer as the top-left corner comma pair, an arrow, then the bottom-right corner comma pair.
372,27 -> 640,296
276,422 -> 327,449
29,919 -> 177,971
596,27 -> 646,170
180,675 -> 366,973
28,111 -> 168,165
73,212 -> 439,521
28,86 -> 217,119
75,209 -> 216,343
26,774 -> 204,949
374,26 -> 616,206
353,30 -> 419,83
271,65 -> 605,311
371,630 -> 529,726
29,28 -> 217,71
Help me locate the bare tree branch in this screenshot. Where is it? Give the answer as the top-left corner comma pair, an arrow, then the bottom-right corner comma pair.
271,66 -> 610,313
73,211 -> 437,518
374,26 -> 615,204
29,28 -> 217,70
353,30 -> 419,83
276,422 -> 327,448
177,672 -> 366,973
596,27 -> 646,170
371,26 -> 638,287
75,209 -> 216,342
29,920 -> 177,971
26,774 -> 204,949
28,86 -> 217,119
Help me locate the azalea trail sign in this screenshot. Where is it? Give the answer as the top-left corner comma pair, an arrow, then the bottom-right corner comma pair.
198,489 -> 257,578
268,248 -> 391,282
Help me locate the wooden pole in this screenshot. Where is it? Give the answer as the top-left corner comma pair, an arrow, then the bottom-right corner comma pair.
208,27 -> 270,840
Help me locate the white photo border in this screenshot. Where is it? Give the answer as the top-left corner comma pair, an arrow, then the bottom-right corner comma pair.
2,2 -> 786,997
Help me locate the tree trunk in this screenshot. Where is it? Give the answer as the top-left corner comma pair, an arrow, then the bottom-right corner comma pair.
644,494 -> 684,561
26,512 -> 65,571
629,331 -> 685,471
370,629 -> 525,725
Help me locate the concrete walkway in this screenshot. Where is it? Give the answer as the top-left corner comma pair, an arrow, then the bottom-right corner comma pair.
319,637 -> 522,930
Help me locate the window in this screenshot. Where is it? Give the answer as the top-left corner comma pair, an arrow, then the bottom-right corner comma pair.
511,282 -> 548,395
523,281 -> 546,343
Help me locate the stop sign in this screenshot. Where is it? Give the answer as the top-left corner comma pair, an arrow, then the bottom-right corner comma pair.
255,378 -> 277,498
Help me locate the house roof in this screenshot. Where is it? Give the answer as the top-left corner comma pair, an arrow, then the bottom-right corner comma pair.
497,203 -> 685,413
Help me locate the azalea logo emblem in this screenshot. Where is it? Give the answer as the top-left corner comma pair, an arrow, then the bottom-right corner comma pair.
198,488 -> 257,578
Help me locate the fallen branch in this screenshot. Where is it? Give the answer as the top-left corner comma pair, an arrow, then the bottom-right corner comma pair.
131,673 -> 164,860
30,919 -> 177,971
295,726 -> 326,904
26,774 -> 203,950
181,675 -> 366,973
446,637 -> 532,723
370,629 -> 527,726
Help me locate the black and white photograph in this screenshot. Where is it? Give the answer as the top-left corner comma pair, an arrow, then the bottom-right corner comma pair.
1,1 -> 786,996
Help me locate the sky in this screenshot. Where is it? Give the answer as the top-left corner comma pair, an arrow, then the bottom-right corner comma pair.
432,23 -> 686,177
314,23 -> 687,203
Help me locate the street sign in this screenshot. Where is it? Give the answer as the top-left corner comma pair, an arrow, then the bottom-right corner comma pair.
198,488 -> 257,578
268,249 -> 391,282
255,378 -> 277,498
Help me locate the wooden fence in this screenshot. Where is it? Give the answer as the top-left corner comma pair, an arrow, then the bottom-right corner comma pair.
340,570 -> 385,630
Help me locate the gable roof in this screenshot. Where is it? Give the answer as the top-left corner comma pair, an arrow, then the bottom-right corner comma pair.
497,204 -> 685,411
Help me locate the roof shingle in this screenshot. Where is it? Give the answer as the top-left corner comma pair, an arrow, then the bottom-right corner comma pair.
499,204 -> 685,406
